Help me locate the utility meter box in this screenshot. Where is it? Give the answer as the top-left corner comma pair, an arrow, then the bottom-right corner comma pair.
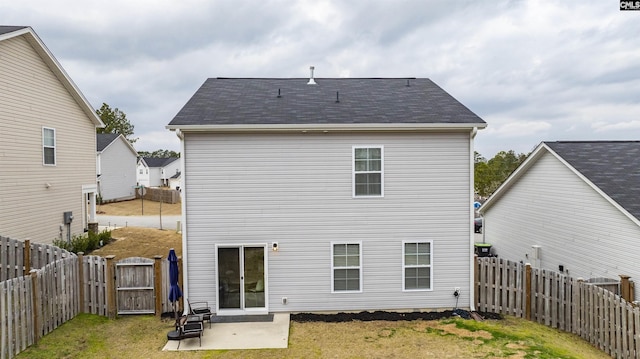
63,211 -> 73,224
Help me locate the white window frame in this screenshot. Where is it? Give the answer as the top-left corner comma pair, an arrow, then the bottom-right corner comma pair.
352,145 -> 384,198
42,127 -> 56,166
331,241 -> 363,293
402,240 -> 433,292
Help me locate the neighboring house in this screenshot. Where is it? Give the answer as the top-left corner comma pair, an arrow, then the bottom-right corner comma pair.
169,171 -> 181,191
137,157 -> 180,187
167,77 -> 486,315
96,133 -> 138,202
479,141 -> 640,299
0,26 -> 103,244
136,157 -> 150,187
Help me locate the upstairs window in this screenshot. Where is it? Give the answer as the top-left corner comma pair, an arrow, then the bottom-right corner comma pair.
43,127 -> 56,165
353,146 -> 383,197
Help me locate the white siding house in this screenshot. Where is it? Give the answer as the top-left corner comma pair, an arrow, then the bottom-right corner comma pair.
139,157 -> 180,187
167,77 -> 486,315
0,26 -> 103,244
136,157 -> 150,187
96,133 -> 138,202
479,141 -> 640,300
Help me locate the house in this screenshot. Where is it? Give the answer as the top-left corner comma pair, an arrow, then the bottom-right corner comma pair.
96,133 -> 138,202
0,26 -> 103,244
479,141 -> 640,299
167,76 -> 486,315
136,157 -> 150,187
169,171 -> 181,191
136,157 -> 180,188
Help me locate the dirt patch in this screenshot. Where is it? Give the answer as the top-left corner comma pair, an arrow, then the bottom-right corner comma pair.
89,227 -> 182,259
97,198 -> 181,216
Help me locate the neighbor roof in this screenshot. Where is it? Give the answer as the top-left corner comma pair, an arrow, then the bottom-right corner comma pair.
143,157 -> 179,168
481,141 -> 640,222
545,141 -> 640,220
0,26 -> 27,36
96,133 -> 119,151
167,78 -> 486,129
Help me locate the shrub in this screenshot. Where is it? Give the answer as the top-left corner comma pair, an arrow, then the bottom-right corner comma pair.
52,229 -> 113,254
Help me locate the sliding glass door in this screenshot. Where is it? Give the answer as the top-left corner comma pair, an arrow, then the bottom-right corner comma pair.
217,245 -> 266,313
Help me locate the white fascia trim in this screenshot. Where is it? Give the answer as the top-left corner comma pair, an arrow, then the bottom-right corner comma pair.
166,122 -> 487,132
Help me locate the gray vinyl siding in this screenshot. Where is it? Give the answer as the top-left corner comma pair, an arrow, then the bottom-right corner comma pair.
98,138 -> 137,201
483,152 -> 640,299
183,131 -> 473,312
0,35 -> 97,244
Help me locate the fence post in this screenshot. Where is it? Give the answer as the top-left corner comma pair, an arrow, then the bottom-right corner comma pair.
30,269 -> 40,344
154,255 -> 163,317
24,239 -> 31,275
105,255 -> 117,319
525,263 -> 532,321
620,275 -> 632,303
78,252 -> 84,314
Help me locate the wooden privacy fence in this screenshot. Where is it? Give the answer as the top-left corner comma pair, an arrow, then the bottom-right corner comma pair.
1,236 -> 182,359
1,236 -> 72,282
476,256 -> 640,359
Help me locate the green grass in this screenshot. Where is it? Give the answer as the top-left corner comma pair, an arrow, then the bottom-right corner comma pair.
16,314 -> 610,359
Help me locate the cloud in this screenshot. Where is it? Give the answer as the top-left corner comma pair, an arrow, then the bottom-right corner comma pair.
4,0 -> 639,159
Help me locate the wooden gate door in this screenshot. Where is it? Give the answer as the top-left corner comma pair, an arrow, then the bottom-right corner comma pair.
116,257 -> 155,314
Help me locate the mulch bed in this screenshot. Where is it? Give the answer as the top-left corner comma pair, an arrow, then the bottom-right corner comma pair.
291,310 -> 502,323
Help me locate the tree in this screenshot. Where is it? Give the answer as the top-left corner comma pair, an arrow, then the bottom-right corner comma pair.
138,149 -> 180,158
475,150 -> 528,197
96,103 -> 137,143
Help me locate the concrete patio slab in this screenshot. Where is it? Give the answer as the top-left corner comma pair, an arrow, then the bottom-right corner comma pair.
162,313 -> 290,351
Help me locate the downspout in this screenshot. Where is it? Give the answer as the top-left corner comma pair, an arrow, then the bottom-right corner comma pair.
176,129 -> 190,315
469,127 -> 477,311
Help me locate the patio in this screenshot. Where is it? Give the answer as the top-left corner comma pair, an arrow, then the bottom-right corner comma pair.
162,313 -> 290,351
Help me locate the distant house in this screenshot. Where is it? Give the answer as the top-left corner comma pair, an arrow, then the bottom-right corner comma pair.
167,77 -> 486,315
136,157 -> 150,187
96,133 -> 137,202
137,157 -> 180,188
479,141 -> 640,299
169,172 -> 181,191
0,26 -> 103,244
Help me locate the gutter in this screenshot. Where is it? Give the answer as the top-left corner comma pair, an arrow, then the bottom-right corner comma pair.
166,122 -> 487,132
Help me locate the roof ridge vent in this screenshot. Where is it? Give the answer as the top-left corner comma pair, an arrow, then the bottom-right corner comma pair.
307,66 -> 317,85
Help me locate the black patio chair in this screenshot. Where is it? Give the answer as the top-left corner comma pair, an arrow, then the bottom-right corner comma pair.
188,299 -> 213,328
167,315 -> 203,349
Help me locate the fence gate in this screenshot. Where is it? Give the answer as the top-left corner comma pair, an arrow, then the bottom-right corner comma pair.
116,257 -> 155,314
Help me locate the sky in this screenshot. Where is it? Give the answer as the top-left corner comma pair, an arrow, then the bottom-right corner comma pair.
4,1 -> 640,158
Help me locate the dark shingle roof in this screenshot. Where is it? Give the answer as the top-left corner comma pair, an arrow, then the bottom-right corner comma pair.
545,141 -> 640,220
169,78 -> 485,127
143,157 -> 179,168
0,26 -> 28,36
96,133 -> 119,151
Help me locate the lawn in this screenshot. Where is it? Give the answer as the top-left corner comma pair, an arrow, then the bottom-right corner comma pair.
15,200 -> 611,358
16,313 -> 610,359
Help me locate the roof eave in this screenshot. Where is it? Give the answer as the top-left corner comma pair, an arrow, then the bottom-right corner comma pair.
166,122 -> 487,132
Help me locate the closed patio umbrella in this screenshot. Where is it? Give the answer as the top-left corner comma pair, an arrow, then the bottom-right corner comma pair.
168,248 -> 182,321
